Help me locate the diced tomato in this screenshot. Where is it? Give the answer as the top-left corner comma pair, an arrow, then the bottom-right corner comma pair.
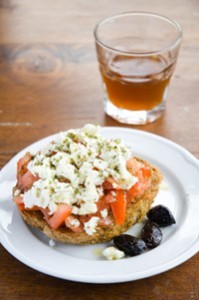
13,196 -> 24,204
65,215 -> 83,233
104,193 -> 116,203
141,166 -> 151,179
111,190 -> 127,225
17,153 -> 36,189
40,208 -> 51,221
13,194 -> 24,210
126,158 -> 133,171
17,203 -> 25,211
127,158 -> 151,179
17,170 -> 38,190
47,204 -> 72,230
127,180 -> 148,199
17,152 -> 32,173
127,168 -> 151,199
126,158 -> 152,200
126,158 -> 143,174
96,196 -> 110,211
103,177 -> 121,190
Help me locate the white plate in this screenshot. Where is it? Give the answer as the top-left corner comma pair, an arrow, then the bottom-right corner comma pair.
0,127 -> 199,283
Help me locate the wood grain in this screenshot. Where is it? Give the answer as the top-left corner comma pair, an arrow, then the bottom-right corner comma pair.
0,0 -> 199,299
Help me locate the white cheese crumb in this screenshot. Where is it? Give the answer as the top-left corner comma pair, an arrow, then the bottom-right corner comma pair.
111,190 -> 116,197
102,246 -> 125,260
70,218 -> 80,227
72,206 -> 79,214
83,123 -> 100,135
112,183 -> 118,189
78,202 -> 97,215
49,239 -> 56,247
100,208 -> 108,218
14,189 -> 21,197
84,216 -> 100,235
93,159 -> 108,171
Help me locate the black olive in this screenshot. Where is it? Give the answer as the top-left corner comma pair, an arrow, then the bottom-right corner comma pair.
113,234 -> 147,256
141,221 -> 162,249
147,205 -> 176,227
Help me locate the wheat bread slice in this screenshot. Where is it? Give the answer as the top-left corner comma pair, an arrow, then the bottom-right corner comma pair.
17,158 -> 162,244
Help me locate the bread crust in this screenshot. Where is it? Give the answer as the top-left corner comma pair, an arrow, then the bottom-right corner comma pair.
17,158 -> 162,244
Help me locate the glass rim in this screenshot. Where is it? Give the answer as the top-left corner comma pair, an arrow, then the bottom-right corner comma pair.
94,11 -> 183,56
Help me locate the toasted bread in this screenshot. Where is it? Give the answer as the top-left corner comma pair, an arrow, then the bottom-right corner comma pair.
18,158 -> 162,244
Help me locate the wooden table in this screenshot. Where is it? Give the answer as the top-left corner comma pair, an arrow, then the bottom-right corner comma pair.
0,0 -> 198,299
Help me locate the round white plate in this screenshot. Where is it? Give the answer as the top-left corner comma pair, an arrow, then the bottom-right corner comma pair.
0,127 -> 199,283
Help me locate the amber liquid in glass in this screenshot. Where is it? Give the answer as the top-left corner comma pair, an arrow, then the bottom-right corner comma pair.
101,55 -> 175,111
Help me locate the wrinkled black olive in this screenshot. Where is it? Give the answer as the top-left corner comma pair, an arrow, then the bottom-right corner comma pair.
113,234 -> 147,256
141,221 -> 162,249
147,205 -> 176,227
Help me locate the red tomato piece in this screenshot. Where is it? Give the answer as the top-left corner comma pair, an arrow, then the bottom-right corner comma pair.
17,203 -> 25,211
127,181 -> 147,198
103,177 -> 121,190
40,208 -> 51,221
13,196 -> 23,204
127,167 -> 151,199
47,204 -> 72,230
126,158 -> 143,174
97,196 -> 110,211
104,193 -> 116,203
111,190 -> 127,225
141,166 -> 151,179
17,170 -> 38,190
17,152 -> 32,173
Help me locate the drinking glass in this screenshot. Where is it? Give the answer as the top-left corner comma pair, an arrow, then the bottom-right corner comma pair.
94,12 -> 182,124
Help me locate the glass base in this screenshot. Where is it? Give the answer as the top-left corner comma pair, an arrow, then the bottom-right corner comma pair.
104,98 -> 166,125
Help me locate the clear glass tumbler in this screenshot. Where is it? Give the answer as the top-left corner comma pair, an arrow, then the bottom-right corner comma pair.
94,12 -> 182,125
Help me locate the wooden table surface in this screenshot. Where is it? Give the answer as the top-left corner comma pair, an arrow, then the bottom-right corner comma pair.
0,0 -> 198,299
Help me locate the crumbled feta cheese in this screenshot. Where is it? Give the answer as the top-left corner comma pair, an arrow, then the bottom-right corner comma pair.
23,178 -> 75,213
93,159 -> 108,171
112,182 -> 118,189
83,123 -> 100,136
84,216 -> 100,235
100,209 -> 108,218
72,206 -> 79,214
102,247 -> 125,260
77,182 -> 99,204
78,202 -> 97,215
14,189 -> 21,197
70,218 -> 80,227
49,239 -> 56,247
111,190 -> 116,197
22,124 -> 138,228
